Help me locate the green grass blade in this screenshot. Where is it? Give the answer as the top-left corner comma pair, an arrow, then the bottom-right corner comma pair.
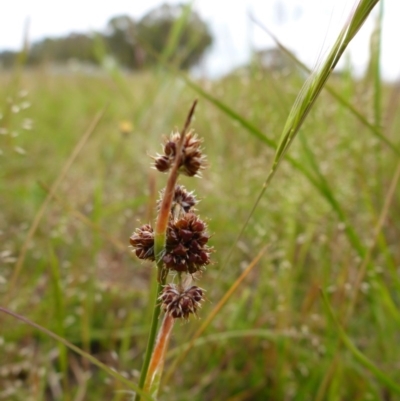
160,1 -> 194,66
48,245 -> 68,394
182,76 -> 275,147
370,2 -> 383,128
0,307 -> 155,401
298,132 -> 365,256
321,289 -> 400,395
7,107 -> 107,304
250,8 -> 400,159
167,329 -> 280,359
275,0 -> 380,165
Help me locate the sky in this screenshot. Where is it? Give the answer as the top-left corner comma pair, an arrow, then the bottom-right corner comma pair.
0,0 -> 399,80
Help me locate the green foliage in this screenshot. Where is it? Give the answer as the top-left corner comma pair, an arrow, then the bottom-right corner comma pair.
2,1 -> 400,400
104,15 -> 139,69
0,4 -> 213,71
136,3 -> 212,69
2,62 -> 400,399
28,34 -> 98,66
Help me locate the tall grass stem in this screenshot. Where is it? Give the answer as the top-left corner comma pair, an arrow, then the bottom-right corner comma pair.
135,100 -> 197,400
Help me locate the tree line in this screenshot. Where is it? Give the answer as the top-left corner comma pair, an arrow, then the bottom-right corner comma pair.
0,4 -> 213,70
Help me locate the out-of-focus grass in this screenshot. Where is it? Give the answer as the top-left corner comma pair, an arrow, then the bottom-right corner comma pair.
1,17 -> 400,401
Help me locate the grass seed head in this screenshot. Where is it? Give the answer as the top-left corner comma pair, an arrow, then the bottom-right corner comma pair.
163,213 -> 211,274
153,131 -> 207,177
159,284 -> 205,320
157,185 -> 197,220
129,224 -> 155,261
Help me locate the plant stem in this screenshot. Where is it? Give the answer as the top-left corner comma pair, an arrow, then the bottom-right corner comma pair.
136,281 -> 163,400
144,314 -> 175,396
136,231 -> 169,397
135,100 -> 197,401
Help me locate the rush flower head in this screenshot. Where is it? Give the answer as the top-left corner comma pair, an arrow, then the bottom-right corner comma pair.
159,284 -> 205,320
158,185 -> 197,220
129,224 -> 155,261
131,101 -> 212,392
153,131 -> 207,177
163,212 -> 211,274
129,212 -> 211,273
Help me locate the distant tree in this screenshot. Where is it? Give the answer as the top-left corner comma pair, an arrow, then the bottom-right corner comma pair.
0,5 -> 213,71
104,15 -> 141,69
0,51 -> 17,68
136,3 -> 213,69
27,33 -> 98,66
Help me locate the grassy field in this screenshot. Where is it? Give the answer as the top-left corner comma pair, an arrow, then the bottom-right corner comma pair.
1,10 -> 400,400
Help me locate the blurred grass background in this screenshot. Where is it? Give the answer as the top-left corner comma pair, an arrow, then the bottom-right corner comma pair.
1,2 -> 400,400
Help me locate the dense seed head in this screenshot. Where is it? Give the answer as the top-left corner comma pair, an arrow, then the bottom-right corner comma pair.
180,131 -> 206,176
163,213 -> 211,274
154,155 -> 171,172
129,211 -> 211,272
153,131 -> 206,177
159,284 -> 205,319
129,224 -> 155,261
157,185 -> 197,220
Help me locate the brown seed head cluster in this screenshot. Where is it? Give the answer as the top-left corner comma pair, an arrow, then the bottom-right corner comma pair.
130,118 -> 212,320
159,284 -> 204,319
154,131 -> 206,177
129,205 -> 211,274
129,224 -> 155,261
163,213 -> 211,274
158,185 -> 197,219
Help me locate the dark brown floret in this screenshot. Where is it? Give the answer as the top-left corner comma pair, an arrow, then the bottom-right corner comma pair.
172,185 -> 197,212
163,213 -> 211,274
159,284 -> 205,319
180,132 -> 207,177
154,155 -> 171,173
157,185 -> 197,219
129,224 -> 155,261
153,131 -> 206,177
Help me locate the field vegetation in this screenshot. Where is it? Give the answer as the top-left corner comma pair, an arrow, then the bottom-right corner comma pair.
1,1 -> 400,400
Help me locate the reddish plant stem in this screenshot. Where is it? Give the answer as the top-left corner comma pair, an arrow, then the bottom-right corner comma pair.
135,100 -> 197,401
155,99 -> 198,235
154,99 -> 198,282
144,314 -> 175,395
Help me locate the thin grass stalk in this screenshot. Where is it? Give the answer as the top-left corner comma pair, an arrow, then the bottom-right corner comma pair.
274,0 -> 380,166
316,162 -> 400,397
48,246 -> 68,394
250,14 -> 400,158
0,307 -> 154,400
166,329 -> 280,359
370,1 -> 383,128
244,0 -> 379,265
144,314 -> 175,397
5,107 -> 107,305
159,1 -> 194,68
314,356 -> 340,401
38,181 -> 129,253
318,168 -> 400,396
135,100 -> 197,400
298,132 -> 364,254
320,290 -> 400,394
163,245 -> 267,387
48,246 -> 69,393
316,155 -> 400,394
344,161 -> 400,323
